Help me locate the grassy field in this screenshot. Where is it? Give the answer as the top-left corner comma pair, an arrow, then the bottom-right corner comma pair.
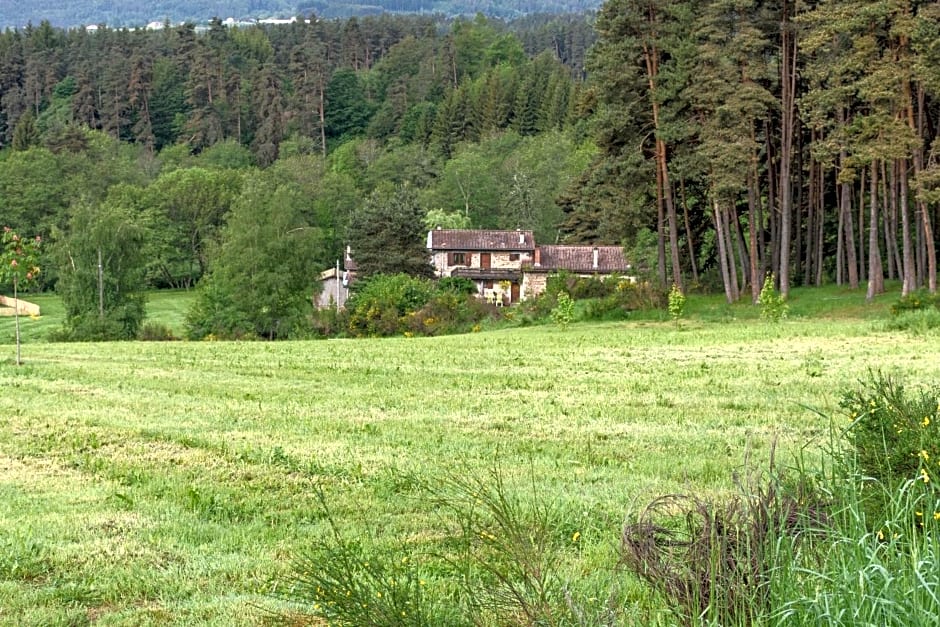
0,285 -> 936,624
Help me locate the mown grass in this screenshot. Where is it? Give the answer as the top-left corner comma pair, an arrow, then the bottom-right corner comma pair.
0,285 -> 935,624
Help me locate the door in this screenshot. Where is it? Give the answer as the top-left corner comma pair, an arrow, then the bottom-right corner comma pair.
480,252 -> 491,269
511,282 -> 520,303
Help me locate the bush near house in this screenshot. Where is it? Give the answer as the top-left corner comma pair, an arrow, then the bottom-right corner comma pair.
343,273 -> 501,338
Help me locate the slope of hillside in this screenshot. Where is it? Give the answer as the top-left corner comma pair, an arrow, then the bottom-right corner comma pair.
2,0 -> 600,29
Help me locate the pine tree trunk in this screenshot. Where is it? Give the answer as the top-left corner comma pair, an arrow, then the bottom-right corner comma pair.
747,164 -> 761,303
765,122 -> 777,279
679,176 -> 699,284
884,160 -> 900,281
655,155 -> 667,287
859,168 -> 867,282
815,167 -> 825,286
836,186 -> 845,285
643,35 -> 683,292
900,157 -> 915,296
867,160 -> 884,301
841,176 -> 859,289
733,210 -> 749,294
714,197 -> 735,304
914,84 -> 936,292
778,0 -> 797,298
804,147 -> 817,286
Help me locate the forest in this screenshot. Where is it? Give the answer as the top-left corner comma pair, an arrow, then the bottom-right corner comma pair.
2,1 -> 940,339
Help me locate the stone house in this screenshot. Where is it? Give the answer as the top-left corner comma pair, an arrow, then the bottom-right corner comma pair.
427,229 -> 632,303
521,244 -> 633,298
427,228 -> 536,305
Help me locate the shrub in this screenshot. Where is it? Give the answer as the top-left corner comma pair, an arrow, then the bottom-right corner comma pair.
551,292 -> 575,328
882,308 -> 940,334
758,274 -> 788,322
407,291 -> 495,336
891,289 -> 939,316
309,303 -> 349,338
668,283 -> 685,325
576,280 -> 669,322
544,272 -> 623,301
437,276 -> 477,295
138,321 -> 176,341
53,296 -> 147,341
185,282 -> 256,340
616,280 -> 668,311
346,274 -> 436,337
840,372 -> 938,496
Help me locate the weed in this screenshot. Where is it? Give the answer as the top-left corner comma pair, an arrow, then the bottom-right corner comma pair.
758,274 -> 788,322
551,292 -> 575,329
280,487 -> 453,626
620,443 -> 819,626
668,284 -> 686,326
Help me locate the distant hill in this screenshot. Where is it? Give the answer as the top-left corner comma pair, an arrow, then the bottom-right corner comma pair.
1,0 -> 601,29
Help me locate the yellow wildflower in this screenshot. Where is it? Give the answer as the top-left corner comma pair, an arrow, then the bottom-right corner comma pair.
920,468 -> 930,483
572,531 -> 581,543
924,416 -> 931,428
934,512 -> 940,521
920,450 -> 931,462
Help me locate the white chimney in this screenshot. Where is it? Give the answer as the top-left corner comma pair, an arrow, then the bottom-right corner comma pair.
592,247 -> 599,269
518,229 -> 524,244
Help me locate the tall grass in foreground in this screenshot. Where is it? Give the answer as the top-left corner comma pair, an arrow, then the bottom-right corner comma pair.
772,471 -> 939,626
281,374 -> 940,626
770,373 -> 939,626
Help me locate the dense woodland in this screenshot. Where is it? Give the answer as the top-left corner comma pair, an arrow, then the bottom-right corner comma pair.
2,1 -> 940,339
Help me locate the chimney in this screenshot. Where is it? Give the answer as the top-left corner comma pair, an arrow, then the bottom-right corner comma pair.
534,247 -> 541,267
592,247 -> 599,269
518,229 -> 524,245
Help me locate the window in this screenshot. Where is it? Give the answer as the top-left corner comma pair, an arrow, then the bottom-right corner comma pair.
509,253 -> 520,262
449,252 -> 467,266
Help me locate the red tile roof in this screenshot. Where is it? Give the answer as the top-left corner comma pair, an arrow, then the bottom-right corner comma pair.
535,245 -> 630,273
428,229 -> 535,251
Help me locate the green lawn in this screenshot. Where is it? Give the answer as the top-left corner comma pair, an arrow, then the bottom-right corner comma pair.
0,289 -> 196,344
0,286 -> 934,624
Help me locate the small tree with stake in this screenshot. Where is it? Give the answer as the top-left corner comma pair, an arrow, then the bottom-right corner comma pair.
1,227 -> 41,366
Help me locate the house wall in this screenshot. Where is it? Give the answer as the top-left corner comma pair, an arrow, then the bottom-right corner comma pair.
522,273 -> 548,300
317,277 -> 349,309
431,250 -> 533,278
